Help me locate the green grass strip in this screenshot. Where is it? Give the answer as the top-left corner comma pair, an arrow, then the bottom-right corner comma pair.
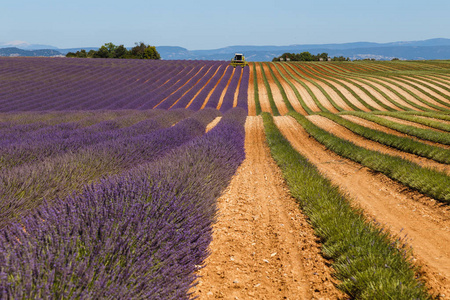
262,113 -> 430,299
271,63 -> 313,114
318,112 -> 450,164
282,64 -> 330,112
400,110 -> 450,121
266,63 -> 295,112
252,63 -> 262,115
259,62 -> 280,116
282,64 -> 343,112
293,63 -> 378,111
341,111 -> 450,145
290,111 -> 450,203
371,111 -> 450,132
299,64 -> 363,111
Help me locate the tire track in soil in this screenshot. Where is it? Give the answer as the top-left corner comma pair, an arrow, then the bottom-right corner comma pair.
192,116 -> 343,300
274,116 -> 450,297
307,115 -> 450,175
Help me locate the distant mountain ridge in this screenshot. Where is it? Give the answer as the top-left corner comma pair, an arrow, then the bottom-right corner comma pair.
2,38 -> 450,61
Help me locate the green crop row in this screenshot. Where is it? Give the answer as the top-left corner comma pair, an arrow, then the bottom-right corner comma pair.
258,62 -> 280,115
371,111 -> 450,132
290,111 -> 450,203
252,63 -> 262,115
262,113 -> 430,299
400,110 -> 450,121
317,112 -> 450,164
340,111 -> 450,145
266,63 -> 295,112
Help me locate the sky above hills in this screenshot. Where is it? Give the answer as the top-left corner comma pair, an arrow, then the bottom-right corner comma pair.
1,0 -> 450,50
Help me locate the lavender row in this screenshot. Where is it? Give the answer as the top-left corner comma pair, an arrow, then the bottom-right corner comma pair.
0,58 -> 243,112
0,109 -> 187,170
187,64 -> 227,110
219,66 -> 243,112
236,66 -> 250,110
0,110 -> 162,147
204,65 -> 234,109
0,109 -> 220,228
0,108 -> 246,298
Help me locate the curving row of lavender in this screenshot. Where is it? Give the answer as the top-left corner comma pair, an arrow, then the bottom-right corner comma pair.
0,57 -> 249,112
0,108 -> 246,298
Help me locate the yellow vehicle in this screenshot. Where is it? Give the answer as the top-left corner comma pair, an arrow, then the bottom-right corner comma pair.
230,53 -> 249,68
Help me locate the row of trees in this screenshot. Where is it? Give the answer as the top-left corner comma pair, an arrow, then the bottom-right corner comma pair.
66,42 -> 160,59
272,52 -> 350,62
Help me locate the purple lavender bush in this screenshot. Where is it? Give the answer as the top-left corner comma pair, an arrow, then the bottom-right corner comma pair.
0,108 -> 246,299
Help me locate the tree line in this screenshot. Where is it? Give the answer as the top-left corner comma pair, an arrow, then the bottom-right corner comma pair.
66,42 -> 160,59
272,52 -> 350,62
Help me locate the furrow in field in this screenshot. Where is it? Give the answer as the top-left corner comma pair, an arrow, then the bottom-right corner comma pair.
364,77 -> 439,111
412,75 -> 450,96
194,116 -> 342,299
270,64 -> 309,114
274,115 -> 450,297
333,78 -> 387,111
254,63 -> 273,114
386,77 -> 450,109
261,63 -> 289,115
376,115 -> 447,132
185,65 -> 223,109
355,77 -> 419,110
248,65 -> 256,116
308,115 -> 450,174
288,64 -> 339,113
216,68 -> 236,110
307,65 -> 371,111
341,115 -> 450,150
200,66 -> 229,109
233,68 -> 243,108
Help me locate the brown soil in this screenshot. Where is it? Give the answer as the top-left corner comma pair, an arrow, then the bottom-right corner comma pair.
311,78 -> 353,111
255,63 -> 273,114
201,66 -> 230,110
205,117 -> 222,133
216,68 -> 236,110
366,77 -> 438,111
282,65 -> 322,113
307,115 -> 450,175
401,76 -> 450,103
333,78 -> 387,111
288,65 -> 339,113
318,77 -> 370,112
248,64 -> 256,116
270,64 -> 309,115
186,65 -> 223,109
355,77 -> 418,110
341,115 -> 450,150
192,116 -> 344,300
345,78 -> 401,110
262,64 -> 289,115
376,115 -> 447,132
413,75 -> 450,97
274,116 -> 450,298
233,68 -> 243,108
386,77 -> 449,109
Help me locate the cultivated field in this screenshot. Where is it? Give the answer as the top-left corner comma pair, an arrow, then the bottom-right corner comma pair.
0,57 -> 449,299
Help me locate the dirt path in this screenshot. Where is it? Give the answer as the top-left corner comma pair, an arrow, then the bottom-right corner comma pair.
248,65 -> 256,116
318,77 -> 370,112
386,77 -> 449,109
355,77 -> 418,110
341,115 -> 450,150
262,63 -> 289,115
275,65 -> 310,115
366,77 -> 438,111
193,116 -> 343,300
255,63 -> 273,114
333,78 -> 387,111
307,115 -> 450,175
274,116 -> 450,297
311,78 -> 353,111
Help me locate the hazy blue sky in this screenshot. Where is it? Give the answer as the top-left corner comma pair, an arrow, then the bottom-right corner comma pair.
1,0 -> 449,49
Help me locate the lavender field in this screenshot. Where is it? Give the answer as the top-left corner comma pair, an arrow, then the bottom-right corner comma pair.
0,57 -> 249,298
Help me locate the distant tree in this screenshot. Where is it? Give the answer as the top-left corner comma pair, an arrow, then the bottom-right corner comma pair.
65,42 -> 160,60
391,57 -> 400,61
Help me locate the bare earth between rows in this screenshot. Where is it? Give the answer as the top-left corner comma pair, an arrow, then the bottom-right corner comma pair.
192,116 -> 343,299
274,116 -> 450,297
